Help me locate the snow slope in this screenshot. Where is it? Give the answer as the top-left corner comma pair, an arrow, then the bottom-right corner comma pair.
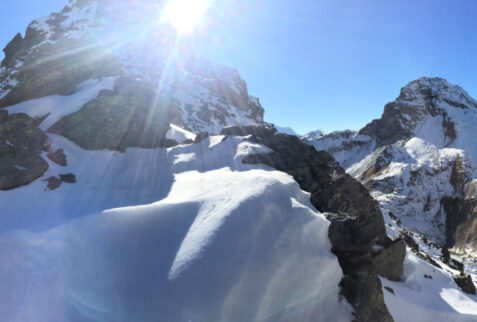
0,132 -> 352,321
381,252 -> 477,322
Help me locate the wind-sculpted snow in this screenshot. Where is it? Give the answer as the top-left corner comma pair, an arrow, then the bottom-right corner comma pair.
0,133 -> 352,322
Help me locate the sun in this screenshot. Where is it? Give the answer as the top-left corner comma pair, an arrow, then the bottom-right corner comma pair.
160,0 -> 213,34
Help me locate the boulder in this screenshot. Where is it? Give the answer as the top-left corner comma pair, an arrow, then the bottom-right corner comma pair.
45,176 -> 62,190
47,149 -> 67,166
60,173 -> 76,183
373,239 -> 406,281
0,112 -> 50,190
454,274 -> 476,294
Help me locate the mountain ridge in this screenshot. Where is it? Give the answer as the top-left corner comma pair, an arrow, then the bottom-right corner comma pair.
306,76 -> 477,275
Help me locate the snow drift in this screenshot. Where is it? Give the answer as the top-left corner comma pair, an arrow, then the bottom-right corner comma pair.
0,134 -> 352,322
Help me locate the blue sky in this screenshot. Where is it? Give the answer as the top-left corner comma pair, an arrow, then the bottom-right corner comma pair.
1,0 -> 477,134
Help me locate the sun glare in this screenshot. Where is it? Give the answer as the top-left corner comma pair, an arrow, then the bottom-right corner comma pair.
160,0 -> 213,34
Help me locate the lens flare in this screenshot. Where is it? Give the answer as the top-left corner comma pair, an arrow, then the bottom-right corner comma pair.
160,0 -> 213,34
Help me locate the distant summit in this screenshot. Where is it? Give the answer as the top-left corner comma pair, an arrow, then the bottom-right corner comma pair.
307,77 -> 477,270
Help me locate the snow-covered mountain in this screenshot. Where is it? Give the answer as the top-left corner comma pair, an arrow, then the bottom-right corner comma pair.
306,77 -> 477,294
0,0 -> 407,321
0,0 -> 264,138
1,0 -> 476,320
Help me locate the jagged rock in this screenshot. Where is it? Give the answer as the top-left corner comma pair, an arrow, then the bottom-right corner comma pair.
47,149 -> 67,166
226,125 -> 398,322
2,33 -> 23,67
45,176 -> 62,190
0,111 -> 50,190
60,173 -> 76,183
373,239 -> 406,281
454,274 -> 476,294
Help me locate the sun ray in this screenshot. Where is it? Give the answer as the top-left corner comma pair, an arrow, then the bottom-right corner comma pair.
160,0 -> 213,34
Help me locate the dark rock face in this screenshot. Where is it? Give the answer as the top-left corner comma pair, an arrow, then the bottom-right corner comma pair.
441,197 -> 477,248
222,125 -> 401,322
454,274 -> 476,295
47,149 -> 67,166
441,156 -> 477,249
45,176 -> 62,190
2,33 -> 24,67
48,77 -> 182,151
60,173 -> 76,183
194,132 -> 210,143
359,101 -> 414,146
0,111 -> 50,190
373,239 -> 406,281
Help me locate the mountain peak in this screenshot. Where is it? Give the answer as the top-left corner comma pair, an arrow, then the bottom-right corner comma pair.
0,0 -> 264,139
398,77 -> 477,110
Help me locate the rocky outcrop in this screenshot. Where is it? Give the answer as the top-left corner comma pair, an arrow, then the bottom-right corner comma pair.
47,149 -> 67,166
372,239 -> 406,281
59,173 -> 76,183
222,125 -> 403,322
0,111 -> 50,190
47,76 -> 180,151
45,176 -> 62,190
454,274 -> 476,295
0,0 -> 264,136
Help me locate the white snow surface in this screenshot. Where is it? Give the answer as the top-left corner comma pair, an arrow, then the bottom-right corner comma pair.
382,251 -> 477,321
165,123 -> 196,143
0,134 -> 352,322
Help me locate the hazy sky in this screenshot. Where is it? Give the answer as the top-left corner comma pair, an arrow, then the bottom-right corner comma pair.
2,0 -> 477,134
